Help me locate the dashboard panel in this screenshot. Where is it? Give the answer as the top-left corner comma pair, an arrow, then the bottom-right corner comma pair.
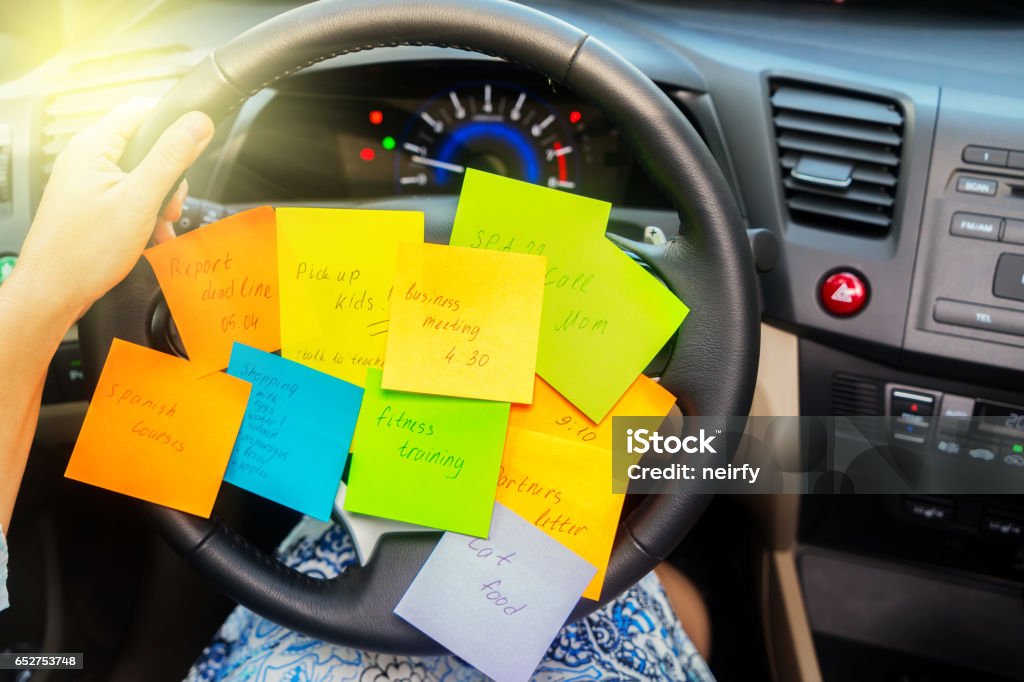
218,61 -> 670,207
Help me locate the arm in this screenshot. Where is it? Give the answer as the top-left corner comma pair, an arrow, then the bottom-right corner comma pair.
0,263 -> 77,531
0,98 -> 214,530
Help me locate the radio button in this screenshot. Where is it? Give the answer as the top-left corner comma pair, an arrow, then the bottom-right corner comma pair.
956,176 -> 998,196
950,212 -> 1001,240
994,254 -> 1024,303
933,298 -> 1024,337
1003,219 -> 1024,246
963,146 -> 1008,167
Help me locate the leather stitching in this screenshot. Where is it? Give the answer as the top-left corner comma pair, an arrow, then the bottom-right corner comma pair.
208,51 -> 250,98
562,34 -> 588,83
215,42 -> 553,114
219,525 -> 335,589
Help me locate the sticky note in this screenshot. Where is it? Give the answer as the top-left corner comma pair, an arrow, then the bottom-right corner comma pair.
395,502 -> 595,682
333,482 -> 435,566
496,427 -> 625,600
64,339 -> 251,517
225,343 -> 362,521
345,368 -> 509,536
144,206 -> 280,371
276,208 -> 423,386
382,242 -> 545,403
451,169 -> 689,421
510,374 -> 676,451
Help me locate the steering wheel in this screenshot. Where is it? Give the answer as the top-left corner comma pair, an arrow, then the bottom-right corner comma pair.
78,0 -> 759,654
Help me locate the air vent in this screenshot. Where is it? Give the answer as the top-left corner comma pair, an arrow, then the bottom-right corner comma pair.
40,77 -> 179,178
771,81 -> 904,235
832,373 -> 883,441
832,373 -> 881,416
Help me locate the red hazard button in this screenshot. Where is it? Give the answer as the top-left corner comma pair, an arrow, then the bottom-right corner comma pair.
821,271 -> 868,316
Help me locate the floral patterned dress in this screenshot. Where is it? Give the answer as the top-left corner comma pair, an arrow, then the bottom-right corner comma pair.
186,518 -> 714,682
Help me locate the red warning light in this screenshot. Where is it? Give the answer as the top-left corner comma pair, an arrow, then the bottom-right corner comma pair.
569,111 -> 582,124
359,147 -> 375,161
369,110 -> 384,125
911,403 -> 919,413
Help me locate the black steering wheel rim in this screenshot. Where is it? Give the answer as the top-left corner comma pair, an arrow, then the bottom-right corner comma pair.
77,0 -> 759,654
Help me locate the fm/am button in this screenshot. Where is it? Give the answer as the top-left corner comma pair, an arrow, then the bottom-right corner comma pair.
950,212 -> 1002,241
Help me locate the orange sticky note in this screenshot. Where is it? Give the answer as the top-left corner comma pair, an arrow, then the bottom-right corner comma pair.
510,374 -> 676,450
496,427 -> 626,600
382,242 -> 545,403
144,206 -> 280,370
64,339 -> 251,517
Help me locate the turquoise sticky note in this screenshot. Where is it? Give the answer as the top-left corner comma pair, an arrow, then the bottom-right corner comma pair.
225,343 -> 363,520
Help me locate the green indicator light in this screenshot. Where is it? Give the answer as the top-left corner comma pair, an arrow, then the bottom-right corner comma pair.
381,136 -> 396,150
1014,444 -> 1023,454
0,255 -> 16,284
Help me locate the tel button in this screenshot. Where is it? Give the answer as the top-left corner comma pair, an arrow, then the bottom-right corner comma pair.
820,271 -> 868,317
933,298 -> 1024,337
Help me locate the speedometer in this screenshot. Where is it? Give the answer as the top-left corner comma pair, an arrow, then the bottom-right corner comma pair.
395,82 -> 579,193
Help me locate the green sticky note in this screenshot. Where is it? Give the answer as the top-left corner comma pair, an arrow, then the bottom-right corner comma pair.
345,368 -> 510,536
451,169 -> 689,421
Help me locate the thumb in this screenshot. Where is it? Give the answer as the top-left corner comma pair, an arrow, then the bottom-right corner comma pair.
126,111 -> 214,208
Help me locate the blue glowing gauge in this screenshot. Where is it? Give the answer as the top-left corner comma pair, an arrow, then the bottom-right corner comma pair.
395,82 -> 580,194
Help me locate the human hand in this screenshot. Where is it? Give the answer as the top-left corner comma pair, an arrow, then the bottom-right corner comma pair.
13,98 -> 214,323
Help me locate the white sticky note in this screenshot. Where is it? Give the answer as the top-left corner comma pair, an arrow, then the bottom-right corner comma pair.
394,502 -> 596,682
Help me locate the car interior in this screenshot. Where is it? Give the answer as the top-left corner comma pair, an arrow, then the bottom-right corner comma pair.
0,0 -> 1023,680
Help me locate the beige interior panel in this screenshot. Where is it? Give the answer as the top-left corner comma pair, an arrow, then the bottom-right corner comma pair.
744,324 -> 822,682
750,323 -> 800,419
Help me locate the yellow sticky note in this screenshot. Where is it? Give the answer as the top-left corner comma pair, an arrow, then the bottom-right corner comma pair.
510,374 -> 676,451
143,206 -> 280,371
382,242 -> 545,404
496,427 -> 626,600
276,208 -> 424,386
64,339 -> 251,518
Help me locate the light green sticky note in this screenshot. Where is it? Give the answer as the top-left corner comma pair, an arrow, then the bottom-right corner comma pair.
344,368 -> 510,536
451,169 -> 689,422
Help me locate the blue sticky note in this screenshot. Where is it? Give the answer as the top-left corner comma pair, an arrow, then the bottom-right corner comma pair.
395,502 -> 596,682
225,343 -> 363,521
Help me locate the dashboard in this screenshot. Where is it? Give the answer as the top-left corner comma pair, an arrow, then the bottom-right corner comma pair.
0,0 -> 1020,421
218,61 -> 666,206
0,2 -> 1017,407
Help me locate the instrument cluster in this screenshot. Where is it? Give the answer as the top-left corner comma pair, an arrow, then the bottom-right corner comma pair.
219,61 -> 662,207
